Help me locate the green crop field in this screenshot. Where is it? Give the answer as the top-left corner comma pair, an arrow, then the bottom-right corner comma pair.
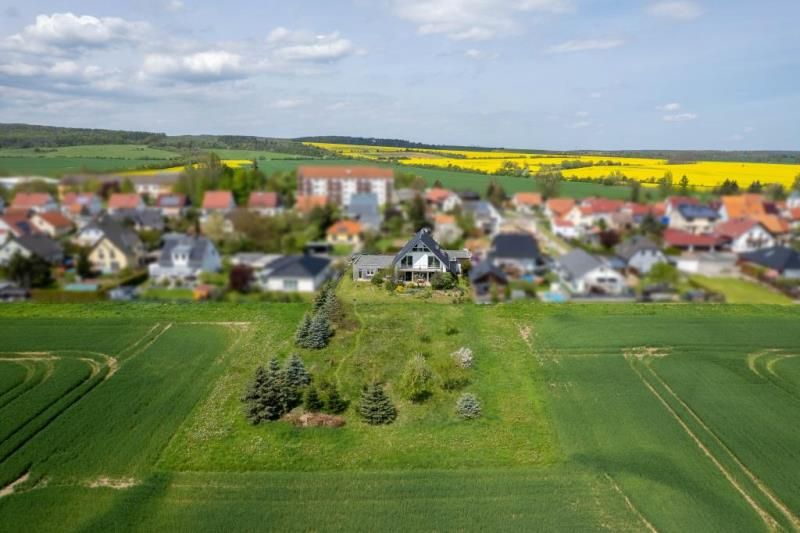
0,301 -> 798,532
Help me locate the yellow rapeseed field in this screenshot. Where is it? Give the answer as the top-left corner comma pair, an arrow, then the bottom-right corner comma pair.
121,159 -> 253,176
307,142 -> 800,189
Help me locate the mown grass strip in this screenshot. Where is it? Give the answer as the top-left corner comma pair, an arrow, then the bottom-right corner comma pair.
0,359 -> 48,410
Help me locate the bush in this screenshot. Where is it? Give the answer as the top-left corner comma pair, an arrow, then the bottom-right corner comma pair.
455,393 -> 482,420
371,270 -> 385,286
385,279 -> 397,292
451,347 -> 474,369
431,272 -> 456,290
398,354 -> 435,402
358,383 -> 397,425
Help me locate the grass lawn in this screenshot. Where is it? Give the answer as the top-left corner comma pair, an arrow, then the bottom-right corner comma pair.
0,144 -> 182,159
690,275 -> 793,304
0,302 -> 798,531
139,287 -> 195,301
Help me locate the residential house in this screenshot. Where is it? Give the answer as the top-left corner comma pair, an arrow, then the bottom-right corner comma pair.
557,249 -> 627,296
294,195 -> 328,214
718,194 -> 766,221
0,213 -> 35,243
425,188 -> 461,212
30,211 -> 74,238
107,193 -> 144,215
668,204 -> 719,234
511,192 -> 543,214
754,215 -> 791,244
326,220 -> 363,245
130,174 -> 180,199
676,252 -> 739,277
346,193 -> 382,231
155,194 -> 188,218
714,219 -> 775,254
463,201 -> 503,236
88,222 -> 144,274
148,233 -> 221,282
622,202 -> 663,225
0,281 -> 29,302
61,192 -> 102,219
432,213 -> 463,245
248,192 -> 282,216
614,236 -> 667,275
110,208 -> 165,232
552,218 -> 579,240
663,196 -> 700,222
564,198 -> 625,233
202,191 -> 236,215
352,229 -> 467,284
488,232 -> 546,278
256,255 -> 332,292
544,198 -> 576,222
11,192 -> 57,213
663,228 -> 723,252
297,166 -> 394,207
469,260 -> 509,299
230,252 -> 282,270
0,234 -> 63,266
739,247 -> 800,279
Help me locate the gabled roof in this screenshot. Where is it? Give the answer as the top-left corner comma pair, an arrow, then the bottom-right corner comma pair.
714,219 -> 761,240
392,229 -> 453,270
354,254 -> 394,269
676,203 -> 719,221
512,192 -> 542,206
490,232 -> 541,260
546,198 -> 575,217
248,191 -> 279,209
666,196 -> 700,210
93,220 -> 142,255
157,234 -> 214,268
110,208 -> 164,230
347,193 -> 380,221
108,193 -> 143,210
326,220 -> 363,236
740,246 -> 800,273
35,211 -> 73,229
0,213 -> 35,237
558,249 -> 603,279
11,192 -> 53,209
62,192 -> 98,206
663,229 -> 722,247
469,260 -> 508,284
721,194 -> 766,218
297,166 -> 393,180
579,198 -> 624,215
155,193 -> 187,208
264,255 -> 331,278
15,234 -> 63,260
202,191 -> 235,210
615,236 -> 660,261
295,195 -> 328,213
755,214 -> 790,235
425,188 -> 455,203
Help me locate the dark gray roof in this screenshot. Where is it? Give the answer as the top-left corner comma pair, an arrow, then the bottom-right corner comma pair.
95,220 -> 142,255
490,233 -> 541,260
347,193 -> 381,228
265,255 -> 331,278
16,234 -> 63,261
615,236 -> 660,262
677,204 -> 719,220
354,254 -> 394,269
469,260 -> 508,284
392,229 -> 455,272
157,234 -> 213,268
558,249 -> 603,279
110,208 -> 164,231
463,200 -> 495,218
741,246 -> 800,273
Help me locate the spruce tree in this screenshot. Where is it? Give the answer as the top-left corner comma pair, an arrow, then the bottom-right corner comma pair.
260,358 -> 289,421
285,354 -> 311,388
313,284 -> 329,313
242,365 -> 268,424
323,383 -> 348,414
455,393 -> 482,420
321,288 -> 340,322
304,386 -> 324,412
307,313 -> 332,349
295,313 -> 312,347
358,383 -> 397,425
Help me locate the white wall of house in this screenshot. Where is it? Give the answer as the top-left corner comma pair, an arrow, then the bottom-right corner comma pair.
729,226 -> 775,253
668,211 -> 717,234
627,249 -> 668,274
148,245 -> 221,280
73,227 -> 105,248
0,240 -> 29,266
397,247 -> 448,272
262,269 -> 329,293
553,223 -> 579,240
564,266 -> 626,295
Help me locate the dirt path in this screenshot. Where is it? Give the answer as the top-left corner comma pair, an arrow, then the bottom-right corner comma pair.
0,472 -> 29,498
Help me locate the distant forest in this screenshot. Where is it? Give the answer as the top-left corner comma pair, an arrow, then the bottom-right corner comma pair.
0,123 -> 326,157
297,136 -> 800,164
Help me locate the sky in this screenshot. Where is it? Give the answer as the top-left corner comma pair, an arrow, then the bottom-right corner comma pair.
0,0 -> 798,150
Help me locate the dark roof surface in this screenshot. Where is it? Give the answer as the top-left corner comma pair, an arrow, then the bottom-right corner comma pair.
677,204 -> 719,220
157,234 -> 214,268
740,246 -> 800,272
392,229 -> 455,273
16,234 -> 63,260
558,249 -> 603,279
490,233 -> 541,260
266,255 -> 331,278
615,236 -> 660,261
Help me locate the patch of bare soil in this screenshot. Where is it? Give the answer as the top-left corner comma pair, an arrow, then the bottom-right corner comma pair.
623,346 -> 670,361
86,477 -> 138,489
0,472 -> 29,498
284,412 -> 346,428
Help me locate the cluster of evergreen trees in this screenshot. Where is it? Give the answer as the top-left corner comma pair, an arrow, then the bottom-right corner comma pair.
295,283 -> 339,349
243,355 -> 310,424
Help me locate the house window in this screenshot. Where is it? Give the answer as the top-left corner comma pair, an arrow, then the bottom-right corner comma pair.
283,279 -> 298,291
412,244 -> 428,252
401,255 -> 413,267
427,256 -> 441,269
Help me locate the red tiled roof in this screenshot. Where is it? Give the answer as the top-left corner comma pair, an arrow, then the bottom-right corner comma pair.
298,166 -> 393,180
295,195 -> 328,213
755,214 -> 790,235
202,191 -> 235,210
0,213 -> 35,236
788,208 -> 800,221
36,211 -> 73,229
513,192 -> 543,206
721,194 -> 766,219
326,220 -> 362,236
12,192 -> 52,208
108,193 -> 142,210
248,191 -> 279,209
663,228 -> 722,247
580,198 -> 624,214
546,198 -> 575,217
425,188 -> 454,203
714,218 -> 759,239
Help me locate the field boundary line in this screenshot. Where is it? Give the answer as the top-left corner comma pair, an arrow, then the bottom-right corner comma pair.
626,356 -> 781,531
115,323 -> 162,360
602,473 -> 659,533
645,362 -> 800,530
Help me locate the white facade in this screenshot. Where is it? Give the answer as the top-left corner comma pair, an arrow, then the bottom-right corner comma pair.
728,225 -> 775,254
627,249 -> 668,275
552,221 -> 580,240
148,240 -> 221,281
262,274 -> 325,293
304,178 -> 391,207
0,240 -> 29,266
73,226 -> 106,248
564,265 -> 626,295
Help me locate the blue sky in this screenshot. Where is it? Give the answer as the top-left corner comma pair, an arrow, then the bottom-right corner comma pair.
0,0 -> 798,150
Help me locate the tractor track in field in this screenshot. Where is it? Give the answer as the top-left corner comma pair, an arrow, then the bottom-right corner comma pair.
602,473 -> 659,533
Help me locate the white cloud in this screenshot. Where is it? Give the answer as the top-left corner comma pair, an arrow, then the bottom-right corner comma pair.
270,98 -> 307,110
658,102 -> 681,111
648,1 -> 703,20
165,0 -> 185,11
267,28 -> 361,65
663,112 -> 697,122
548,38 -> 624,53
575,110 -> 589,117
464,48 -> 498,60
142,50 -> 246,82
391,0 -> 572,41
567,120 -> 591,129
589,91 -> 602,98
3,12 -> 149,54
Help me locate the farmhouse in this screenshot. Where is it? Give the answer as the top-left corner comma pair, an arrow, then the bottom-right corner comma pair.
148,233 -> 221,282
248,192 -> 282,216
352,229 -> 468,284
297,166 -> 394,207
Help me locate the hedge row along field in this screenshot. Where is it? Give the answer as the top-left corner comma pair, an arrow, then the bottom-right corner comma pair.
0,302 -> 797,532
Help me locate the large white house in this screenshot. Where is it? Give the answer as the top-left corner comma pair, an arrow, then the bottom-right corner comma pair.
148,233 -> 221,282
297,166 -> 394,207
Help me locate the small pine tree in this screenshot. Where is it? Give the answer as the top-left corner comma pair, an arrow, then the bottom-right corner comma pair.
295,313 -> 312,347
455,393 -> 482,420
322,288 -> 340,322
358,383 -> 397,425
398,354 -> 435,402
304,386 -> 324,412
313,284 -> 329,313
260,359 -> 289,421
285,354 -> 311,388
242,365 -> 268,425
323,383 -> 349,414
307,313 -> 332,349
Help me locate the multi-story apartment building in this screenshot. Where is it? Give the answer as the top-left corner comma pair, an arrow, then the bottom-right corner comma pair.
296,166 -> 394,207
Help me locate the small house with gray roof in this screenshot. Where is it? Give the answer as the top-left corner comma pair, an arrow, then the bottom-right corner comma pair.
148,233 -> 221,282
556,248 -> 627,295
